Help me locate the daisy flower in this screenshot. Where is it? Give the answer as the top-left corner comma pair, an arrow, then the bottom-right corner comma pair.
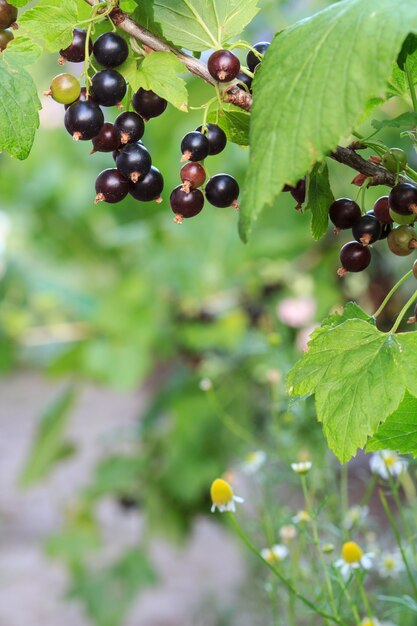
334,541 -> 373,579
378,550 -> 405,578
369,450 -> 408,480
292,510 -> 311,524
210,478 -> 243,513
260,544 -> 288,563
242,450 -> 266,474
199,378 -> 213,391
291,461 -> 312,475
360,619 -> 397,626
344,505 -> 369,530
279,524 -> 297,542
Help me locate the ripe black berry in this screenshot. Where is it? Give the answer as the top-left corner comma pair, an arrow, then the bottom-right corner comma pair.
45,73 -> 81,105
180,132 -> 210,162
382,148 -> 407,173
129,166 -> 164,202
59,28 -> 92,64
93,32 -> 129,68
290,179 -> 306,206
91,70 -> 127,107
205,174 -> 239,209
115,142 -> 152,182
180,162 -> 206,192
236,71 -> 253,91
196,123 -> 227,156
64,87 -> 94,110
387,225 -> 417,256
64,100 -> 104,141
170,186 -> 204,223
246,42 -> 270,72
132,88 -> 167,119
366,211 -> 391,240
95,168 -> 129,204
329,198 -> 361,230
389,182 -> 417,215
91,122 -> 121,153
208,50 -> 241,83
337,241 -> 371,276
0,1 -> 17,29
373,196 -> 392,224
352,214 -> 382,245
114,111 -> 144,144
0,28 -> 13,50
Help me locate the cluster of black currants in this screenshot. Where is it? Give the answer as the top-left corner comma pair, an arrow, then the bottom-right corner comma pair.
0,0 -> 18,52
170,123 -> 240,223
46,29 -> 167,205
329,182 -> 417,276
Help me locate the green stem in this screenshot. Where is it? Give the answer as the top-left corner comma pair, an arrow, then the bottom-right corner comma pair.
389,287 -> 417,334
406,59 -> 417,114
373,269 -> 413,318
379,489 -> 417,598
405,165 -> 417,183
206,388 -> 253,445
334,571 -> 361,625
340,464 -> 349,540
301,476 -> 340,622
227,514 -> 344,625
386,470 -> 417,561
360,474 -> 377,507
355,571 -> 373,619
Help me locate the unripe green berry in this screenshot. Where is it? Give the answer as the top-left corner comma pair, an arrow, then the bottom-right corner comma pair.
382,148 -> 407,173
45,73 -> 81,105
389,208 -> 416,225
387,225 -> 417,256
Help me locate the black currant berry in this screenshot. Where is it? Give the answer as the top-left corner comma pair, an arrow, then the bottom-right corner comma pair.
170,186 -> 204,223
387,225 -> 417,256
132,88 -> 167,120
64,87 -> 93,110
290,179 -> 306,207
208,50 -> 241,83
129,166 -> 164,202
93,32 -> 129,69
329,198 -> 361,231
59,28 -> 92,64
91,122 -> 121,154
373,196 -> 392,224
180,132 -> 210,162
337,241 -> 371,276
382,148 -> 407,174
95,168 -> 129,204
44,73 -> 81,105
389,182 -> 417,215
352,214 -> 382,245
205,174 -> 240,209
196,123 -> 227,156
236,71 -> 253,91
180,162 -> 206,192
0,28 -> 13,50
115,142 -> 152,182
64,100 -> 104,141
91,70 -> 127,107
366,211 -> 391,240
246,42 -> 270,72
0,0 -> 17,29
407,302 -> 417,325
114,111 -> 144,144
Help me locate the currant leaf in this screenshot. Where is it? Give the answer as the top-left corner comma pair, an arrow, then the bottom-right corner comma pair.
367,392 -> 417,457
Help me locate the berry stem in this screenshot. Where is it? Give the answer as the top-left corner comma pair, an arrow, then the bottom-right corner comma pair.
373,268 -> 413,318
404,165 -> 417,184
389,286 -> 417,334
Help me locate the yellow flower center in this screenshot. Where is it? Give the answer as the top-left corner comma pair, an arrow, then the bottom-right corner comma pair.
385,456 -> 394,466
384,556 -> 394,570
342,541 -> 363,564
210,478 -> 233,506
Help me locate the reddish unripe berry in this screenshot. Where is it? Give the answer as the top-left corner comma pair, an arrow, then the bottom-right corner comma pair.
0,1 -> 17,29
180,162 -> 206,192
373,196 -> 392,224
208,50 -> 241,83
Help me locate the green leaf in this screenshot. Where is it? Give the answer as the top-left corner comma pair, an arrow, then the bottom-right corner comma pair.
287,320 -> 417,462
240,0 -> 417,241
19,0 -> 78,52
70,550 -> 157,626
153,0 -> 259,52
0,61 -> 41,160
19,387 -> 77,486
367,392 -> 417,456
46,508 -> 101,564
372,112 -> 417,130
305,162 -> 333,240
137,52 -> 188,111
3,35 -> 43,66
119,0 -> 137,11
208,104 -> 250,146
8,0 -> 31,6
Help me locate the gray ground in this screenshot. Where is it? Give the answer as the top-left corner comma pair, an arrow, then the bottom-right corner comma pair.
0,372 -> 246,626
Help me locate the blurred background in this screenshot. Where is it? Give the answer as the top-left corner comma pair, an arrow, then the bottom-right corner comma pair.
1,0 -> 416,625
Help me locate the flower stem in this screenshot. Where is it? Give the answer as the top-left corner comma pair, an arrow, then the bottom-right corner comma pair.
334,570 -> 361,625
379,489 -> 417,598
355,570 -> 373,619
227,514 -> 344,624
373,269 -> 413,318
389,287 -> 417,334
300,476 -> 340,622
340,464 -> 349,540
